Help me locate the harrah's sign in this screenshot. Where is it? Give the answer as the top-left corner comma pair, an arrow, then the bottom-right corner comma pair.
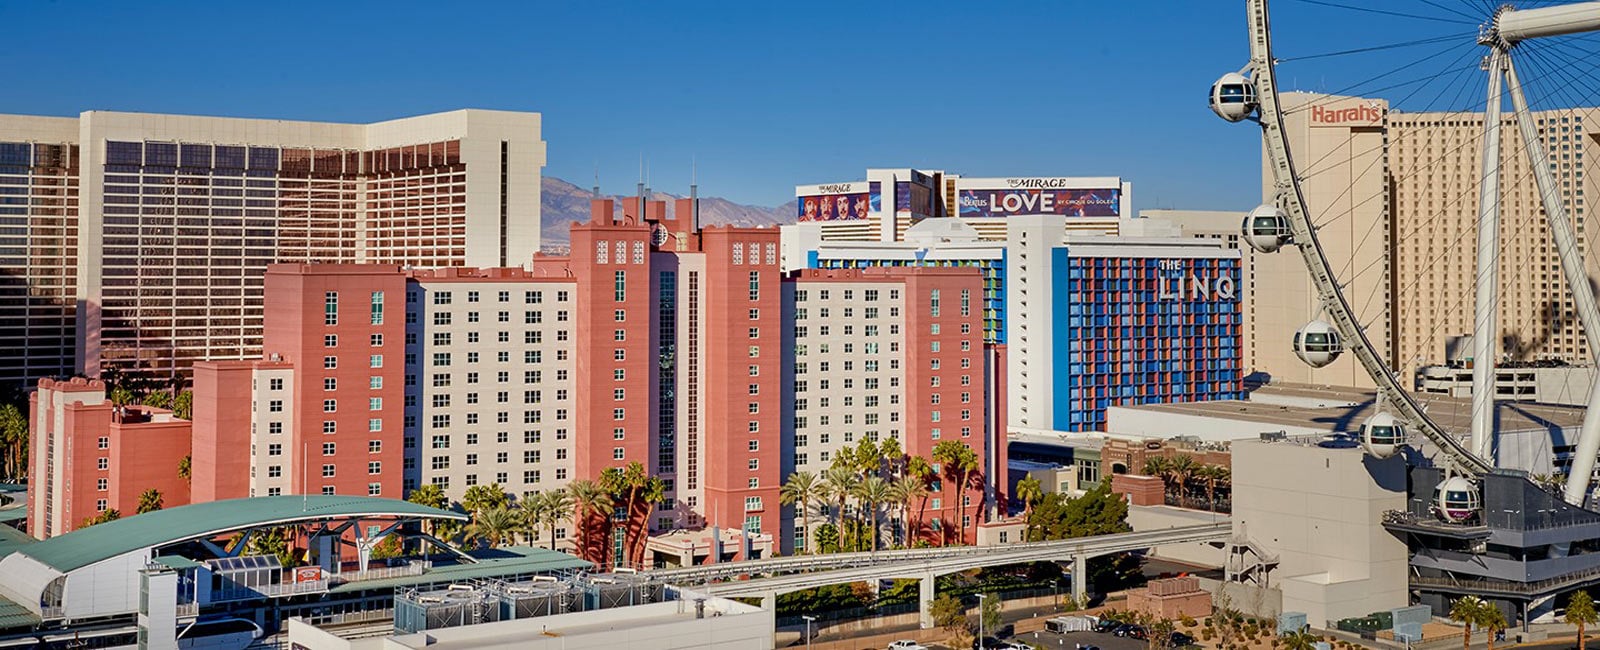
1310,104 -> 1382,127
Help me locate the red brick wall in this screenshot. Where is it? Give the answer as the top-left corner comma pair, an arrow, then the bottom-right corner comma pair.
109,413 -> 191,514
1112,473 -> 1165,506
568,223 -> 654,482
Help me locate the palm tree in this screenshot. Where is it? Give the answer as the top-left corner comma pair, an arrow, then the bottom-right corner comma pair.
177,455 -> 191,484
932,440 -> 979,545
1195,465 -> 1231,511
1167,455 -> 1197,507
1450,595 -> 1488,650
892,474 -> 930,547
461,483 -> 510,518
406,484 -> 448,536
465,506 -> 521,549
780,471 -> 821,554
853,438 -> 883,478
1143,456 -> 1173,501
879,437 -> 905,478
521,486 -> 572,547
568,479 -> 614,567
822,465 -> 862,536
601,462 -> 663,568
136,488 -> 164,514
1570,590 -> 1598,650
852,476 -> 891,552
1279,631 -> 1318,650
0,403 -> 26,481
1482,605 -> 1507,650
1015,475 -> 1044,530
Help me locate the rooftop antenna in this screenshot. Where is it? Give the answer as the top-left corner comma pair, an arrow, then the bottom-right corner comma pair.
645,159 -> 652,198
637,153 -> 645,201
690,155 -> 700,230
592,162 -> 600,198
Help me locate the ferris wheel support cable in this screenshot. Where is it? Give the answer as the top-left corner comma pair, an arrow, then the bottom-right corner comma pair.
1494,54 -> 1600,504
1247,0 -> 1492,474
1469,47 -> 1507,464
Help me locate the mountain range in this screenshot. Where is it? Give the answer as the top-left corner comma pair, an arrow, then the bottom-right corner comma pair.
540,177 -> 795,250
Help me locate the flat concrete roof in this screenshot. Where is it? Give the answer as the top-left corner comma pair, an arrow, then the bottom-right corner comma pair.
1117,382 -> 1585,435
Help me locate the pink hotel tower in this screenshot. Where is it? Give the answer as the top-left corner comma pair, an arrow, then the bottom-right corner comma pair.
30,196 -> 1000,565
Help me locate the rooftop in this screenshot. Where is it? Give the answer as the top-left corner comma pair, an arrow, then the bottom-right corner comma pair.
1117,382 -> 1586,436
12,495 -> 467,572
327,546 -> 588,594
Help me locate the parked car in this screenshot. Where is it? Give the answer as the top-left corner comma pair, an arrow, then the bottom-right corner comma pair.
1000,642 -> 1036,650
1111,624 -> 1135,637
887,642 -> 930,650
1094,619 -> 1121,633
972,637 -> 1009,650
1168,632 -> 1195,647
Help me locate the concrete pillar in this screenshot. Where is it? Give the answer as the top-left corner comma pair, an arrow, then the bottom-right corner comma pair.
1072,554 -> 1088,603
919,572 -> 937,629
760,593 -> 775,611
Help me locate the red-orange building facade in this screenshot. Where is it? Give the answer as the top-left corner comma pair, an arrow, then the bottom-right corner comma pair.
28,197 -> 1001,555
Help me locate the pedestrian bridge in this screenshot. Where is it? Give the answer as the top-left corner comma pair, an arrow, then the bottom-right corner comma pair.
652,522 -> 1230,628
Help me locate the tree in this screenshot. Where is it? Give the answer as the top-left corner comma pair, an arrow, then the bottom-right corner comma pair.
1027,484 -> 1131,541
0,403 -> 26,481
568,479 -> 614,567
933,440 -> 980,545
822,465 -> 861,541
465,506 -> 521,549
177,455 -> 191,483
80,508 -> 121,528
173,390 -> 193,420
243,526 -> 296,567
1015,475 -> 1044,527
1450,596 -> 1489,650
978,594 -> 1003,638
888,475 -> 926,547
813,523 -> 841,554
1572,590 -> 1599,650
109,385 -> 137,407
905,456 -> 935,542
601,462 -> 664,568
1482,604 -> 1507,650
1167,455 -> 1197,506
780,471 -> 821,554
1195,465 -> 1230,511
406,484 -> 448,536
522,489 -> 572,550
141,390 -> 173,410
879,437 -> 904,478
1143,456 -> 1173,502
852,438 -> 882,477
136,488 -> 163,514
930,593 -> 968,636
1279,630 -> 1319,650
852,475 -> 891,551
461,483 -> 510,517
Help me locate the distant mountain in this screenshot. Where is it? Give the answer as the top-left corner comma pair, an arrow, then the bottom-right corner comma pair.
540,177 -> 794,249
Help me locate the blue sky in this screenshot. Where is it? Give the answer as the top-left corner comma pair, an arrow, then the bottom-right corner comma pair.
1,1 -> 1487,210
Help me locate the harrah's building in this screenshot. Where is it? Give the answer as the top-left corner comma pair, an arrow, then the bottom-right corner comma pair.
31,196 -> 993,560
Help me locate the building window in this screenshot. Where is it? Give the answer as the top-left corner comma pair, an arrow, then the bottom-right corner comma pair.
324,356 -> 337,369
371,291 -> 385,324
97,436 -> 109,450
97,457 -> 108,470
748,458 -> 759,470
325,291 -> 338,325
615,270 -> 627,302
323,421 -> 337,434
323,399 -> 337,413
371,354 -> 383,368
613,447 -> 625,460
97,477 -> 107,491
745,496 -> 762,511
325,334 -> 338,348
370,376 -> 383,389
748,271 -> 760,301
930,289 -> 941,317
324,377 -> 337,391
270,378 -> 283,391
322,464 -> 336,478
323,442 -> 336,455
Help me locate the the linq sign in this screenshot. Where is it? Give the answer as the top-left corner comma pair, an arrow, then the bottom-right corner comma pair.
1156,259 -> 1236,302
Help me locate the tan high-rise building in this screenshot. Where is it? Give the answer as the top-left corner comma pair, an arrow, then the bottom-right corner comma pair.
1388,108 -> 1600,372
0,109 -> 547,384
1256,92 -> 1390,388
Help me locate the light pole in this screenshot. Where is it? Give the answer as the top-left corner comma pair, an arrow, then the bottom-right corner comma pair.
977,593 -> 988,645
802,615 -> 815,650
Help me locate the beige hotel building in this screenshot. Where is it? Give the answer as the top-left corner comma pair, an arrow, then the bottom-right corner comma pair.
1244,91 -> 1600,387
0,109 -> 546,384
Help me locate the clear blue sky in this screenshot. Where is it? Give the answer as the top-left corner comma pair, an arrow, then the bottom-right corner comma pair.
1,1 -> 1485,210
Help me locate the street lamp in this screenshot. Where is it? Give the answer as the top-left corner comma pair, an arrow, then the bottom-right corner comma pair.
802,615 -> 816,650
977,593 -> 989,645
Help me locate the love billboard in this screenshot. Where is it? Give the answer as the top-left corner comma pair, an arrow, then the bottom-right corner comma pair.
956,186 -> 1121,218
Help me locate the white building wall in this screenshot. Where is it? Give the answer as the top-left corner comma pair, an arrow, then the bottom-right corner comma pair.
249,367 -> 296,496
1005,215 -> 1061,431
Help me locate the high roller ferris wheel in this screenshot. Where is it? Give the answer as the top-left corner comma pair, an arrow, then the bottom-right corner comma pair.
1209,0 -> 1600,520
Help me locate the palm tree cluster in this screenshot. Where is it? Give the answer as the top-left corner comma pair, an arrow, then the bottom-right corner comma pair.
1449,595 -> 1508,650
781,438 -> 978,553
406,462 -> 666,571
1141,455 -> 1231,511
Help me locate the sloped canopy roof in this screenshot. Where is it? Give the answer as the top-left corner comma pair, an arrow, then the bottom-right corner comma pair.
17,495 -> 466,573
